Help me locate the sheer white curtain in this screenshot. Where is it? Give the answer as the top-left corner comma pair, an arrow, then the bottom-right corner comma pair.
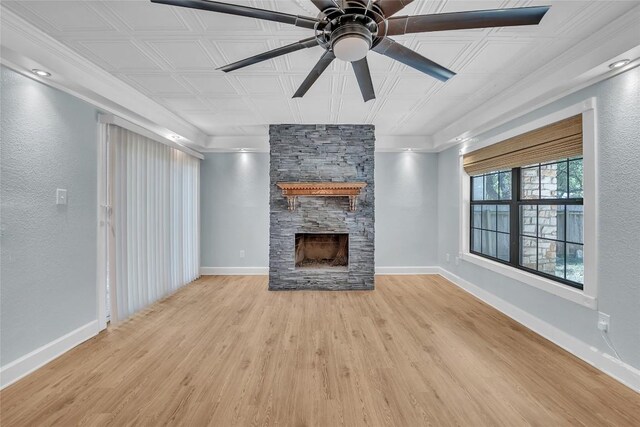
106,124 -> 199,323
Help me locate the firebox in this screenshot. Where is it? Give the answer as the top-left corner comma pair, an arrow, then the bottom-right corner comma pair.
295,233 -> 348,270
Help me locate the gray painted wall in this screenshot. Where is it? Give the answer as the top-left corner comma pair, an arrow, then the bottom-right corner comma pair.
376,152 -> 438,267
1,67 -> 98,365
437,66 -> 640,369
200,151 -> 439,269
200,152 -> 270,268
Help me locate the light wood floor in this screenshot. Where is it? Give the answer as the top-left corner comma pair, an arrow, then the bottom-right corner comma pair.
2,275 -> 639,426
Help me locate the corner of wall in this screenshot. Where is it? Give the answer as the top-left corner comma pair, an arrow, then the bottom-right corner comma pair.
435,267 -> 640,393
0,321 -> 100,389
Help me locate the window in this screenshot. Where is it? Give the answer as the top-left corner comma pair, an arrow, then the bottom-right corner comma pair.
461,103 -> 596,307
470,158 -> 584,289
470,170 -> 512,262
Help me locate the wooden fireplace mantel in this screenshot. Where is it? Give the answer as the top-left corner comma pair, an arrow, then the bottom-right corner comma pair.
276,182 -> 367,211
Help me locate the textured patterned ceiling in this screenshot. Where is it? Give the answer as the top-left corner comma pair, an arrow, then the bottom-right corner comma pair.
3,0 -> 637,137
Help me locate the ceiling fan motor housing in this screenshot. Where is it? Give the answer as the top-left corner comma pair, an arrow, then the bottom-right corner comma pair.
329,15 -> 376,62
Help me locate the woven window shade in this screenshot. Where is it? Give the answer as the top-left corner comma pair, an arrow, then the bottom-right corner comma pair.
463,115 -> 583,175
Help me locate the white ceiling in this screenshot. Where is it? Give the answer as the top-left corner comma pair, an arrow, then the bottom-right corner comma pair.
2,0 -> 639,148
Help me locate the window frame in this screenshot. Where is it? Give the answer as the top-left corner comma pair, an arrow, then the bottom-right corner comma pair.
458,99 -> 597,309
469,163 -> 584,290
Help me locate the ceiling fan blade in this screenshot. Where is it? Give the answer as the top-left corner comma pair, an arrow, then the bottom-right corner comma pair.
150,0 -> 321,29
386,6 -> 550,36
310,0 -> 343,18
375,0 -> 414,18
293,50 -> 335,98
351,57 -> 375,102
218,37 -> 319,72
310,0 -> 337,12
373,38 -> 455,82
311,0 -> 336,12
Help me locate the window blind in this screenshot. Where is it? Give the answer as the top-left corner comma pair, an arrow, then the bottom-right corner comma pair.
106,124 -> 200,323
463,115 -> 583,175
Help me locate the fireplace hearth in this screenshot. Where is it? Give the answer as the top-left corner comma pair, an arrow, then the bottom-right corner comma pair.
295,233 -> 348,270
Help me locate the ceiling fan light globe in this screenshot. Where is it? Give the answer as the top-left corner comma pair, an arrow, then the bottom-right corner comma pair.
333,36 -> 370,62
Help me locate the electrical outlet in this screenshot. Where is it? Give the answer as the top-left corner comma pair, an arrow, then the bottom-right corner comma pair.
445,253 -> 450,263
239,250 -> 245,259
455,256 -> 460,266
598,312 -> 610,332
56,189 -> 68,205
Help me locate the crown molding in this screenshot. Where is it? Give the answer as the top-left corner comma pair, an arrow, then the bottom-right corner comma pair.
98,114 -> 204,159
432,4 -> 640,152
0,7 -> 208,151
375,135 -> 435,152
201,133 -> 435,152
204,134 -> 269,152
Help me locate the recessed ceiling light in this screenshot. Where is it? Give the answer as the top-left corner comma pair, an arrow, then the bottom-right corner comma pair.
31,69 -> 51,77
456,137 -> 470,142
405,148 -> 413,152
239,148 -> 247,152
609,59 -> 630,69
169,135 -> 181,140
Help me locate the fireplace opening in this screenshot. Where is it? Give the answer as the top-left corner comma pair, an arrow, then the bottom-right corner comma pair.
295,233 -> 348,270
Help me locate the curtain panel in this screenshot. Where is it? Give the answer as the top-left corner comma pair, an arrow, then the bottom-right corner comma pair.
106,124 -> 200,323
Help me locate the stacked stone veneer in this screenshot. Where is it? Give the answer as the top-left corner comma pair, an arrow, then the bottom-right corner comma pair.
521,165 -> 560,274
269,124 -> 375,290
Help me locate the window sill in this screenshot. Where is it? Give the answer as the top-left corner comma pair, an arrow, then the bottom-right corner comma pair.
460,252 -> 597,309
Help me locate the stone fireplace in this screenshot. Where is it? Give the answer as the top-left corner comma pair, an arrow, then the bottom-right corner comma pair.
295,233 -> 348,270
269,124 -> 374,290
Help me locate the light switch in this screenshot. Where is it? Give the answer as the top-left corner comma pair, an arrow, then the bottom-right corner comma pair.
56,189 -> 68,205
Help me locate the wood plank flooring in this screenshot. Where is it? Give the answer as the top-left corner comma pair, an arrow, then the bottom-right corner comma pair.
1,275 -> 639,426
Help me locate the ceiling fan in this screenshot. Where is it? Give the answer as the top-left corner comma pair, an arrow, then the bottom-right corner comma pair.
150,0 -> 550,102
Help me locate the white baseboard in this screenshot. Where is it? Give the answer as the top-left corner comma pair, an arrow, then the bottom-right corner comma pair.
0,320 -> 100,389
200,266 -> 440,276
436,267 -> 640,393
200,267 -> 268,275
375,266 -> 440,275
